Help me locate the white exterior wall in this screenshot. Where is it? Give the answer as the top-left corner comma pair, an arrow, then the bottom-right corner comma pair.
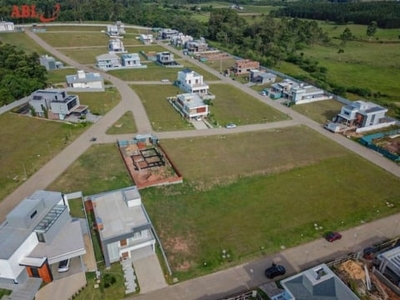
0,233 -> 38,280
178,72 -> 208,94
0,22 -> 14,32
72,81 -> 103,89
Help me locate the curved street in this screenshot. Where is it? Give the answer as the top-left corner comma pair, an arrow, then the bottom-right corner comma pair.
1,24 -> 400,300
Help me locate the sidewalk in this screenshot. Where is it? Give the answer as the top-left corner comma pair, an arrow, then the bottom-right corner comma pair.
130,211 -> 400,300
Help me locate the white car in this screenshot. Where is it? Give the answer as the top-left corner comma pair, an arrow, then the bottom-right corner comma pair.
196,116 -> 202,121
58,259 -> 70,273
160,79 -> 170,83
226,123 -> 237,129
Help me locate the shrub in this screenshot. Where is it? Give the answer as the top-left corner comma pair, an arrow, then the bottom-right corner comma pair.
103,274 -> 116,288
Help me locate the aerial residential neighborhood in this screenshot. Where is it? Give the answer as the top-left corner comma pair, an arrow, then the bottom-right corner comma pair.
1,1 -> 400,300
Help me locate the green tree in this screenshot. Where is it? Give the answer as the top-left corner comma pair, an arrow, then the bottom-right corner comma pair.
366,21 -> 377,40
340,27 -> 353,45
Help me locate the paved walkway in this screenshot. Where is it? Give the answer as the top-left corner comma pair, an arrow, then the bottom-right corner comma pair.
35,272 -> 86,300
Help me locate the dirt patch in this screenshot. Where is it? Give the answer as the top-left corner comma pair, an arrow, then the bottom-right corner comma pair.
177,261 -> 192,271
338,260 -> 365,280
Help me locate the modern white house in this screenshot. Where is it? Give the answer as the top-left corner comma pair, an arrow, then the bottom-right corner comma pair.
66,70 -> 104,90
267,79 -> 299,100
88,186 -> 156,267
106,21 -> 125,37
170,33 -> 193,47
172,93 -> 209,120
96,53 -> 121,70
176,68 -> 214,100
108,39 -> 126,53
29,89 -> 87,120
273,264 -> 360,300
186,38 -> 208,53
121,53 -> 144,68
0,21 -> 14,32
139,34 -> 153,44
39,55 -> 64,71
0,190 -> 86,286
289,84 -> 331,104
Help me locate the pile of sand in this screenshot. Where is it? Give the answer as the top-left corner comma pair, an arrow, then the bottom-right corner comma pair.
339,260 -> 365,280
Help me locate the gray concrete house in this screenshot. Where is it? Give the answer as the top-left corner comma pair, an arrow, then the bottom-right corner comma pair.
39,55 -> 64,71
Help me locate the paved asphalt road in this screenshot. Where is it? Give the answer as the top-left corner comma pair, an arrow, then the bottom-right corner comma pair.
1,25 -> 400,300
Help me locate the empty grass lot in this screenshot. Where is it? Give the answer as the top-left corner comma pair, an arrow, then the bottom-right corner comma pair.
205,58 -> 236,74
106,111 -> 137,134
45,26 -> 104,32
142,127 -> 400,279
75,88 -> 121,115
130,84 -> 194,131
291,100 -> 343,124
37,32 -> 110,47
48,144 -> 132,195
59,48 -> 106,64
210,84 -> 288,126
0,32 -> 47,54
48,68 -> 77,84
110,63 -> 219,81
0,114 -> 87,202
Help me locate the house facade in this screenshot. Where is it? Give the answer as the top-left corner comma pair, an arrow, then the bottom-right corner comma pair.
39,55 -> 64,71
274,264 -> 359,300
106,25 -> 119,37
121,53 -> 143,67
170,34 -> 193,47
289,85 -> 331,104
89,187 -> 156,267
173,93 -> 209,119
250,70 -> 276,84
186,38 -> 208,53
96,53 -> 121,70
66,70 -> 104,90
158,28 -> 179,40
177,68 -> 209,95
233,59 -> 260,75
29,90 -> 84,120
0,190 -> 86,286
267,79 -> 299,100
335,100 -> 388,128
139,34 -> 153,44
0,21 -> 14,32
156,51 -> 177,66
108,39 -> 126,53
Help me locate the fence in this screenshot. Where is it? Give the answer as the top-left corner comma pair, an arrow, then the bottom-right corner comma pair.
359,129 -> 400,162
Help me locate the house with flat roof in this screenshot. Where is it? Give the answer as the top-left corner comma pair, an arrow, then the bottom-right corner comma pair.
0,190 -> 86,286
172,93 -> 209,120
139,34 -> 153,44
88,186 -> 156,267
335,100 -> 389,129
186,38 -> 208,54
29,89 -> 86,120
0,21 -> 14,32
121,53 -> 145,68
39,55 -> 64,71
96,53 -> 121,70
156,51 -> 180,67
108,39 -> 126,53
170,33 -> 193,47
274,264 -> 359,300
289,84 -> 331,104
378,246 -> 400,287
106,21 -> 125,37
66,70 -> 104,90
233,59 -> 260,76
250,70 -> 277,84
267,79 -> 299,100
176,68 -> 215,100
158,28 -> 179,40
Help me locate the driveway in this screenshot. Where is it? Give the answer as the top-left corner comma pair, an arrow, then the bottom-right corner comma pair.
35,272 -> 86,300
133,253 -> 168,294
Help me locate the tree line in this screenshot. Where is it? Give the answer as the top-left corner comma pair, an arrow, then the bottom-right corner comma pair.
0,42 -> 47,106
271,1 -> 400,29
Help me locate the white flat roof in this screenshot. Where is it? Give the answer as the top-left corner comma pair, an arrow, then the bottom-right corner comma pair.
178,93 -> 205,108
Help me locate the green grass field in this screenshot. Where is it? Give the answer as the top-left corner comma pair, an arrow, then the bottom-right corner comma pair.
126,45 -> 168,56
205,58 -> 236,73
37,32 -> 110,47
45,26 -> 103,32
109,62 -> 219,81
48,144 -> 132,195
130,84 -> 194,131
141,127 -> 400,279
106,111 -> 137,134
48,68 -> 77,84
210,84 -> 288,126
75,88 -> 121,115
292,100 -> 343,124
0,32 -> 47,54
59,48 -> 106,64
0,114 -> 87,202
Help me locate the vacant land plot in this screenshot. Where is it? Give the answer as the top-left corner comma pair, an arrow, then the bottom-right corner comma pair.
130,84 -> 194,131
48,144 -> 132,195
0,32 -> 47,54
0,114 -> 87,201
142,127 -> 400,279
45,26 -> 103,32
110,62 -> 218,81
126,45 -> 167,56
292,100 -> 343,124
106,111 -> 137,134
75,88 -> 121,115
37,32 -> 110,47
210,84 -> 288,125
59,47 -> 106,64
48,68 -> 77,84
205,58 -> 236,74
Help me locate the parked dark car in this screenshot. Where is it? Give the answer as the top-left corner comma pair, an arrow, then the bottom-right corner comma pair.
325,231 -> 342,242
265,263 -> 286,279
90,137 -> 97,142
